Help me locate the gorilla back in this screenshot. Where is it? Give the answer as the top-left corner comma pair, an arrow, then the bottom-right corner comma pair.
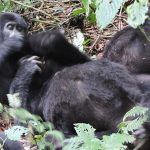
0,12 -> 28,104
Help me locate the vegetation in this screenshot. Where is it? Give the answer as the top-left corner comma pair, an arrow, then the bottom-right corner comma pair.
0,94 -> 148,150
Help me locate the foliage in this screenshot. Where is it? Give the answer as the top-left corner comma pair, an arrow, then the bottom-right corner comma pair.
127,0 -> 149,28
0,0 -> 14,12
72,0 -> 149,29
0,94 -> 148,149
0,0 -> 33,12
1,94 -> 64,150
95,0 -> 125,29
5,126 -> 29,141
63,106 -> 148,150
1,0 -> 149,29
119,106 -> 149,134
9,107 -> 64,149
0,103 -> 3,113
81,0 -> 92,17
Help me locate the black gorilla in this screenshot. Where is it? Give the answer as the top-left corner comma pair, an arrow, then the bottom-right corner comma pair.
0,12 -> 90,150
0,12 -> 89,105
103,8 -> 150,74
9,57 -> 143,135
0,12 -> 28,105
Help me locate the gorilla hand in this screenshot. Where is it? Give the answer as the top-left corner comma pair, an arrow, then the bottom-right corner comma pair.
9,55 -> 42,108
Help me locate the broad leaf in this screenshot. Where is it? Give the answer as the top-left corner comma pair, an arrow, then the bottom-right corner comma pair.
127,0 -> 149,28
81,0 -> 92,16
5,126 -> 29,141
95,0 -> 124,29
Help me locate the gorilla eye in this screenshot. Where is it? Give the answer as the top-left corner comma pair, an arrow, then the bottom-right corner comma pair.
17,26 -> 23,32
7,24 -> 14,30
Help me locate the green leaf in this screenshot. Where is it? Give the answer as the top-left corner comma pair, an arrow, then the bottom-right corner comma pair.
123,106 -> 148,121
0,103 -> 4,113
71,8 -> 86,16
81,0 -> 92,16
63,123 -> 101,150
5,126 -> 29,141
127,0 -> 149,28
0,1 -> 13,12
8,108 -> 41,123
74,123 -> 96,139
87,12 -> 96,24
95,0 -> 124,29
101,133 -> 135,150
119,106 -> 148,134
29,120 -> 46,133
83,38 -> 91,46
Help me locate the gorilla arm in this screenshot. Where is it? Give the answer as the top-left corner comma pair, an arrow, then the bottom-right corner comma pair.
29,30 -> 90,65
9,56 -> 41,108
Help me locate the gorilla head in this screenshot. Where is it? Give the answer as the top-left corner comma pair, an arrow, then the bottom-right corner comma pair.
103,7 -> 150,74
0,12 -> 27,42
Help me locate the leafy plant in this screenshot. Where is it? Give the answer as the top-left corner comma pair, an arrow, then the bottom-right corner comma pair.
127,0 -> 149,28
63,106 -> 149,150
5,126 -> 29,141
0,0 -> 33,12
0,93 -> 148,150
72,0 -> 149,29
95,0 -> 125,29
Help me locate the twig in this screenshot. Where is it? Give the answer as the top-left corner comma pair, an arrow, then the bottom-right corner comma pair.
10,0 -> 59,22
89,35 -> 101,52
118,6 -> 123,30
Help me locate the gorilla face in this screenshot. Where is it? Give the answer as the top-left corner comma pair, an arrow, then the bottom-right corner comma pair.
0,12 -> 27,42
3,21 -> 27,39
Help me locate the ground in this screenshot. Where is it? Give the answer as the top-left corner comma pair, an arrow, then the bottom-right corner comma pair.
16,0 -> 128,56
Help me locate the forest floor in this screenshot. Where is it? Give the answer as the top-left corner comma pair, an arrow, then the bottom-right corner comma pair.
20,0 -> 128,57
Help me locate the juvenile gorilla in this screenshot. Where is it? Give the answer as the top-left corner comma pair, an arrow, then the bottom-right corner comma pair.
0,12 -> 28,104
9,57 -> 143,135
103,8 -> 150,74
0,12 -> 89,105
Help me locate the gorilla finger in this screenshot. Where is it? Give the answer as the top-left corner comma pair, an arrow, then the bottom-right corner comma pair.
31,60 -> 42,65
35,66 -> 42,73
28,56 -> 40,61
18,55 -> 31,64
